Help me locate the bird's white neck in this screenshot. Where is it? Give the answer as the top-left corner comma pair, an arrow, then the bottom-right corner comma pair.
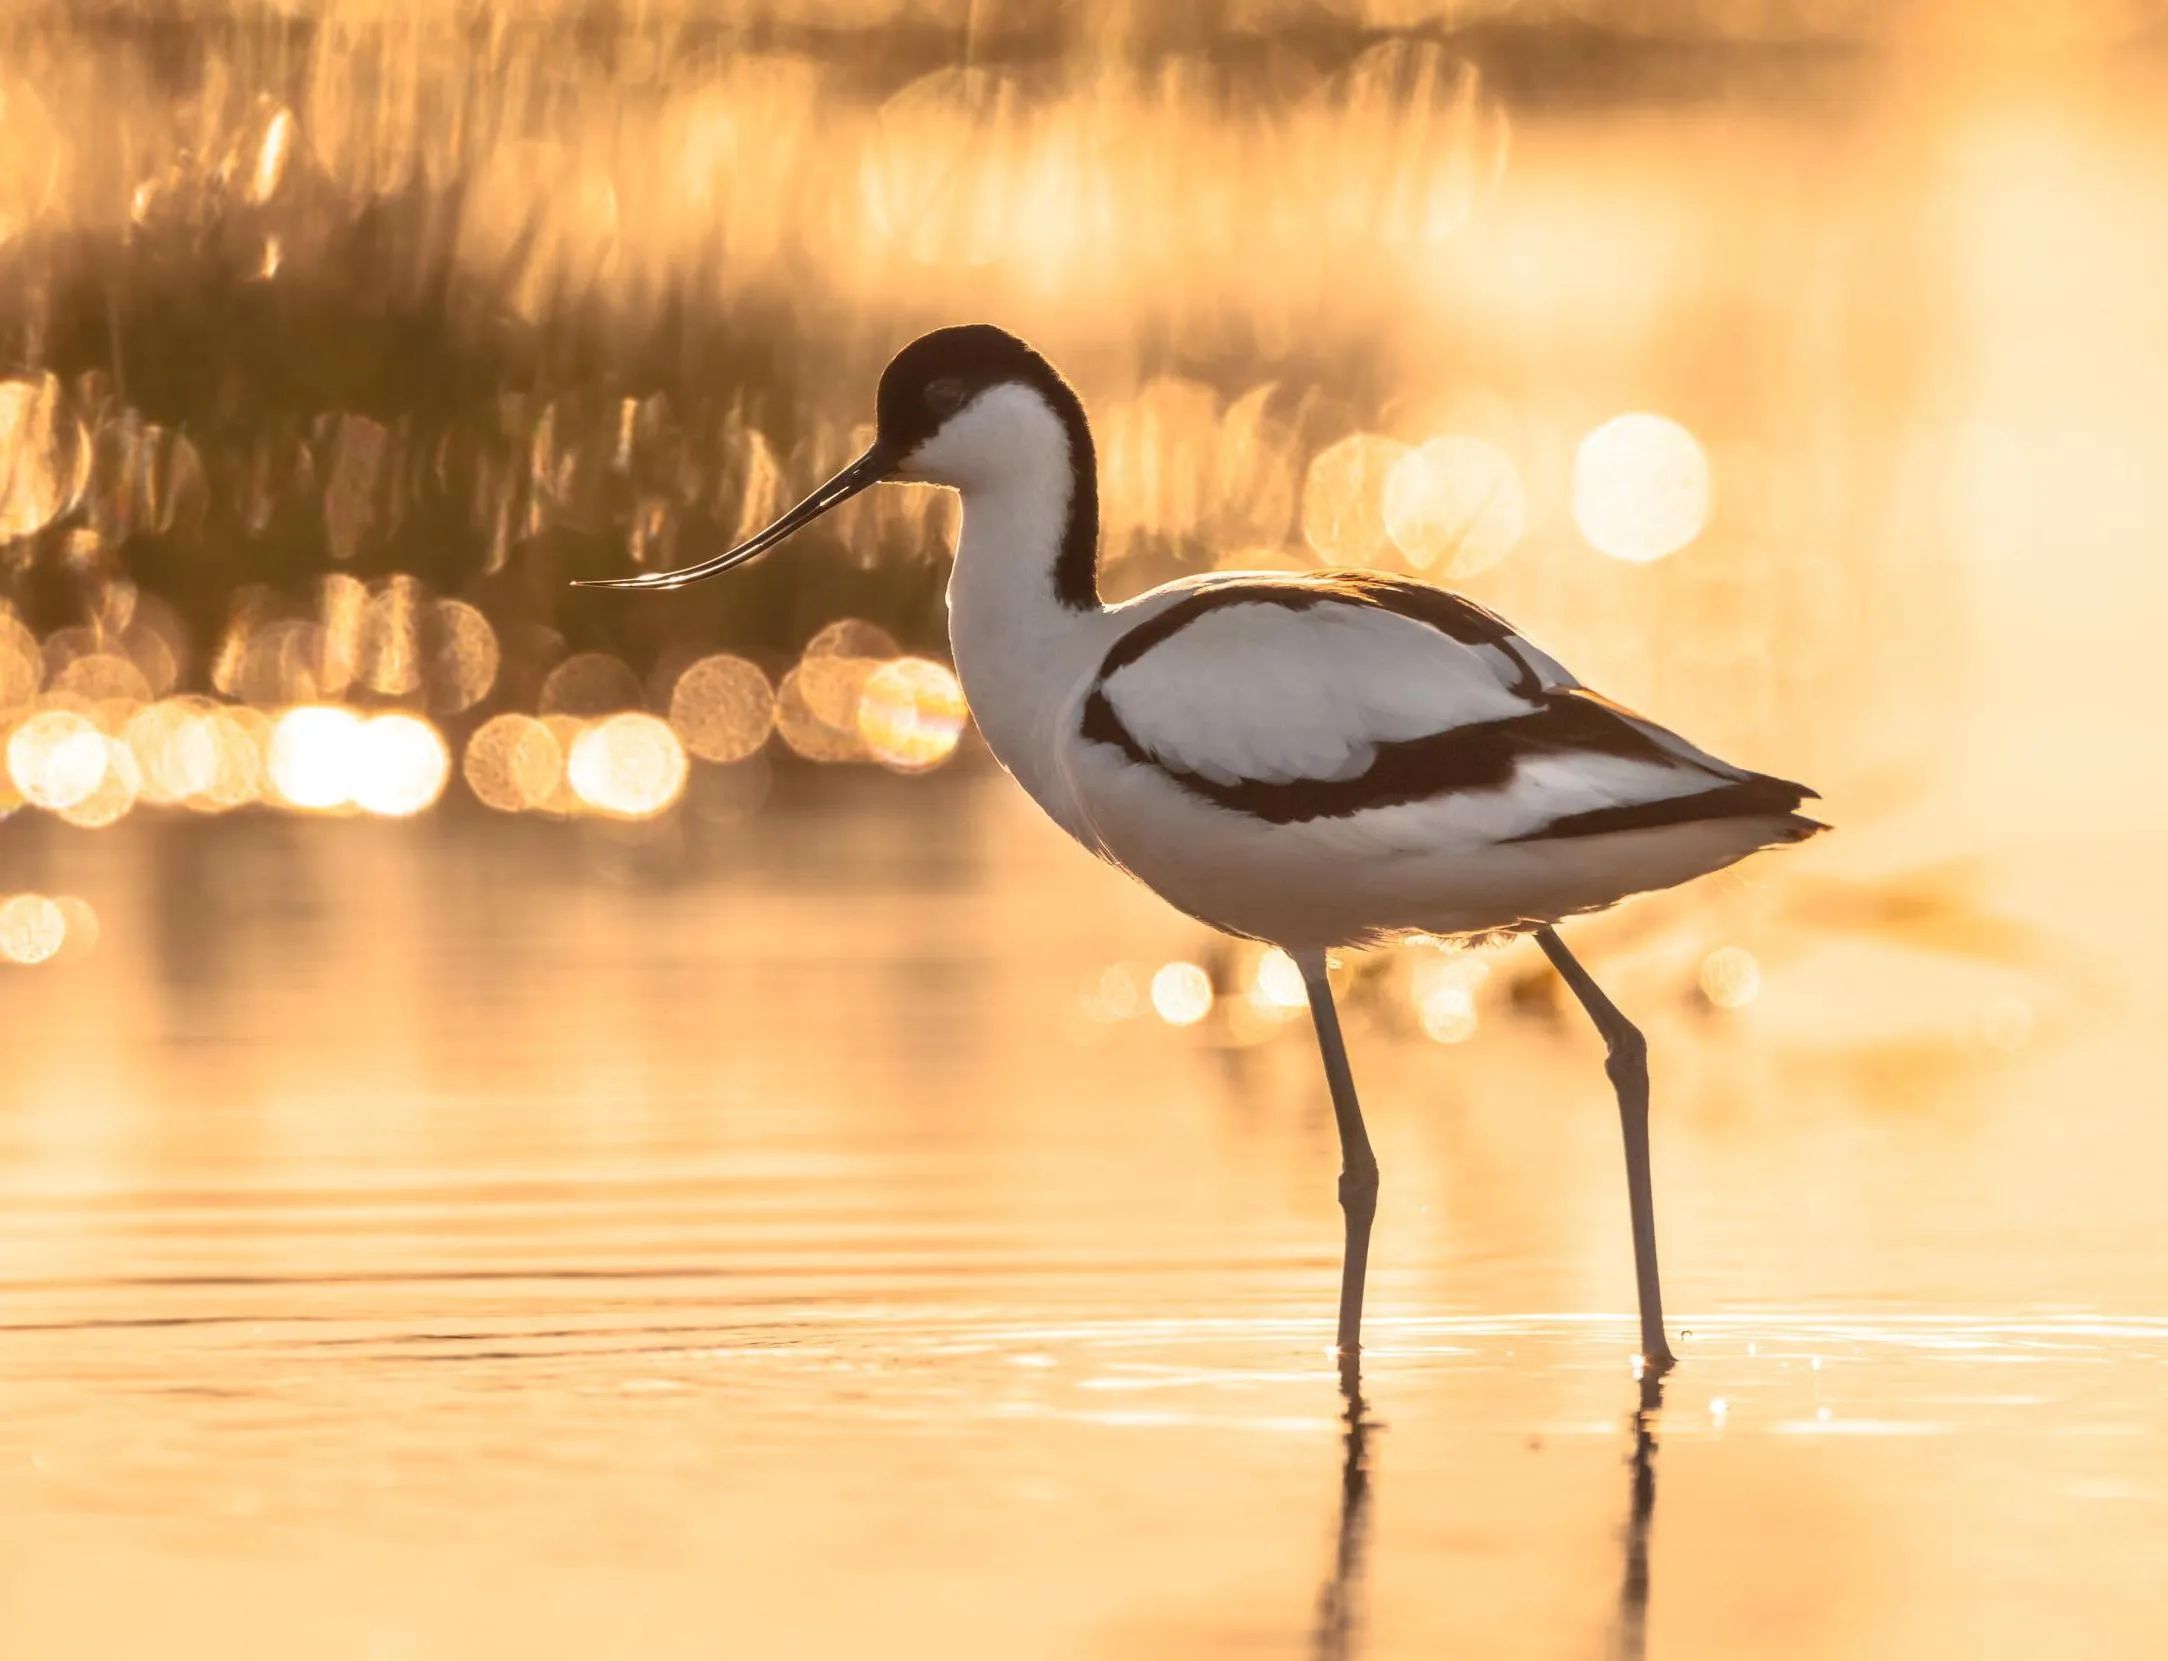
934,384 -> 1107,839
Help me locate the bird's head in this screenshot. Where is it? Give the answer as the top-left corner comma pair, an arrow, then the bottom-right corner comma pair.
573,323 -> 1076,593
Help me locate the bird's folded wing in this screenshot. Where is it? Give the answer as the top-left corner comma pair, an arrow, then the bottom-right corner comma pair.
1094,587 -> 1541,788
1085,579 -> 1809,838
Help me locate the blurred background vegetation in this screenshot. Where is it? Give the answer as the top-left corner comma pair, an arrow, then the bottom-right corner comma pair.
0,0 -> 2144,983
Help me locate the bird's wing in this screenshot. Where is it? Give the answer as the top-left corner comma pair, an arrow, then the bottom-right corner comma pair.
1084,573 -> 1813,838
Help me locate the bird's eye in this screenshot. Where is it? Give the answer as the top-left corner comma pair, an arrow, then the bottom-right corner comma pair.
924,378 -> 968,418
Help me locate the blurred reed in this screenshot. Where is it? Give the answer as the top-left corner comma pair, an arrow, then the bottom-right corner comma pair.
0,0 -> 2082,847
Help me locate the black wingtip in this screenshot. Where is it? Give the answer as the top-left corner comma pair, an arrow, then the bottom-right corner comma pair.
1509,776 -> 1824,844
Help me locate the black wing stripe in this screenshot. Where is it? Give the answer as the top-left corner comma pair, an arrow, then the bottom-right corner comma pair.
1084,687 -> 1697,826
1504,775 -> 1819,843
1093,571 -> 1553,699
1096,583 -> 1323,680
1311,570 -> 1550,697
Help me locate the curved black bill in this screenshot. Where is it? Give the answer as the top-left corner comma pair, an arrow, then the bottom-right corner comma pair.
571,444 -> 894,592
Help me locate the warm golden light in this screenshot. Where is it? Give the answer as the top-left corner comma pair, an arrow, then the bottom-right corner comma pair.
0,611 -> 41,711
127,700 -> 220,804
804,619 -> 901,661
0,373 -> 81,541
0,893 -> 66,965
57,735 -> 141,829
668,654 -> 776,764
1572,414 -> 1711,563
1248,947 -> 1309,1018
353,713 -> 452,817
7,708 -> 108,810
1085,964 -> 1141,1022
1150,961 -> 1214,1027
249,104 -> 296,204
53,651 -> 152,704
1412,951 -> 1490,1044
540,652 -> 644,717
428,599 -> 501,714
1699,946 -> 1762,1009
863,67 -> 1018,268
463,713 -> 563,813
1416,985 -> 1478,1044
49,894 -> 98,962
567,713 -> 688,818
1302,434 -> 1410,567
1322,41 -> 1510,246
775,663 -> 871,763
857,658 -> 968,773
194,708 -> 268,812
357,576 -> 427,697
268,705 -> 364,811
1979,994 -> 2034,1053
1384,436 -> 1527,576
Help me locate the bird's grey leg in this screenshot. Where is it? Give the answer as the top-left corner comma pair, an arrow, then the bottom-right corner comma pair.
1296,949 -> 1379,1385
1535,926 -> 1677,1373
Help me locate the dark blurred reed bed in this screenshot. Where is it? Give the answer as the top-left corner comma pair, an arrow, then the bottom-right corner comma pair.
0,2 -> 1887,683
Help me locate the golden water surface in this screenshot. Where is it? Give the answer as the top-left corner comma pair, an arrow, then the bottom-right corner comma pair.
2,6 -> 2167,1657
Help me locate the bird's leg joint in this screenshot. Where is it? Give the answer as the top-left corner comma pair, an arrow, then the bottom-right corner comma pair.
1602,1023 -> 1649,1090
1338,1158 -> 1379,1219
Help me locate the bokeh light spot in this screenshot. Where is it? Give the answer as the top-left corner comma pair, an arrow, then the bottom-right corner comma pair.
775,663 -> 872,762
1417,984 -> 1478,1044
127,700 -> 218,804
53,651 -> 151,704
540,652 -> 644,717
8,708 -> 108,810
1384,436 -> 1526,576
1248,947 -> 1309,1017
427,599 -> 501,715
1302,434 -> 1410,567
1572,414 -> 1711,563
1151,961 -> 1214,1027
56,736 -> 141,828
805,618 -> 901,661
1699,945 -> 1762,1009
353,713 -> 451,817
857,657 -> 968,773
268,705 -> 364,810
1412,951 -> 1489,1044
1086,964 -> 1141,1022
357,575 -> 428,697
464,713 -> 563,813
567,713 -> 687,818
669,654 -> 776,764
194,709 -> 268,812
0,893 -> 66,964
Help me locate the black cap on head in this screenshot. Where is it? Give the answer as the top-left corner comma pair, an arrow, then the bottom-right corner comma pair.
874,324 -> 1065,457
571,322 -> 1097,604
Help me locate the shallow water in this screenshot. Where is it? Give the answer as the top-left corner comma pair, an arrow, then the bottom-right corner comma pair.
3,8 -> 2168,1657
1,758 -> 2166,1658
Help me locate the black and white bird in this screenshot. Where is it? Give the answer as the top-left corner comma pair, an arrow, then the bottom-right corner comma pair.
577,325 -> 1824,1379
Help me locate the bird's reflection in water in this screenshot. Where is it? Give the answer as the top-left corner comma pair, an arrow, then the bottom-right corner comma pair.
1613,1368 -> 1666,1661
1312,1359 -> 1374,1661
1309,1356 -> 1665,1661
